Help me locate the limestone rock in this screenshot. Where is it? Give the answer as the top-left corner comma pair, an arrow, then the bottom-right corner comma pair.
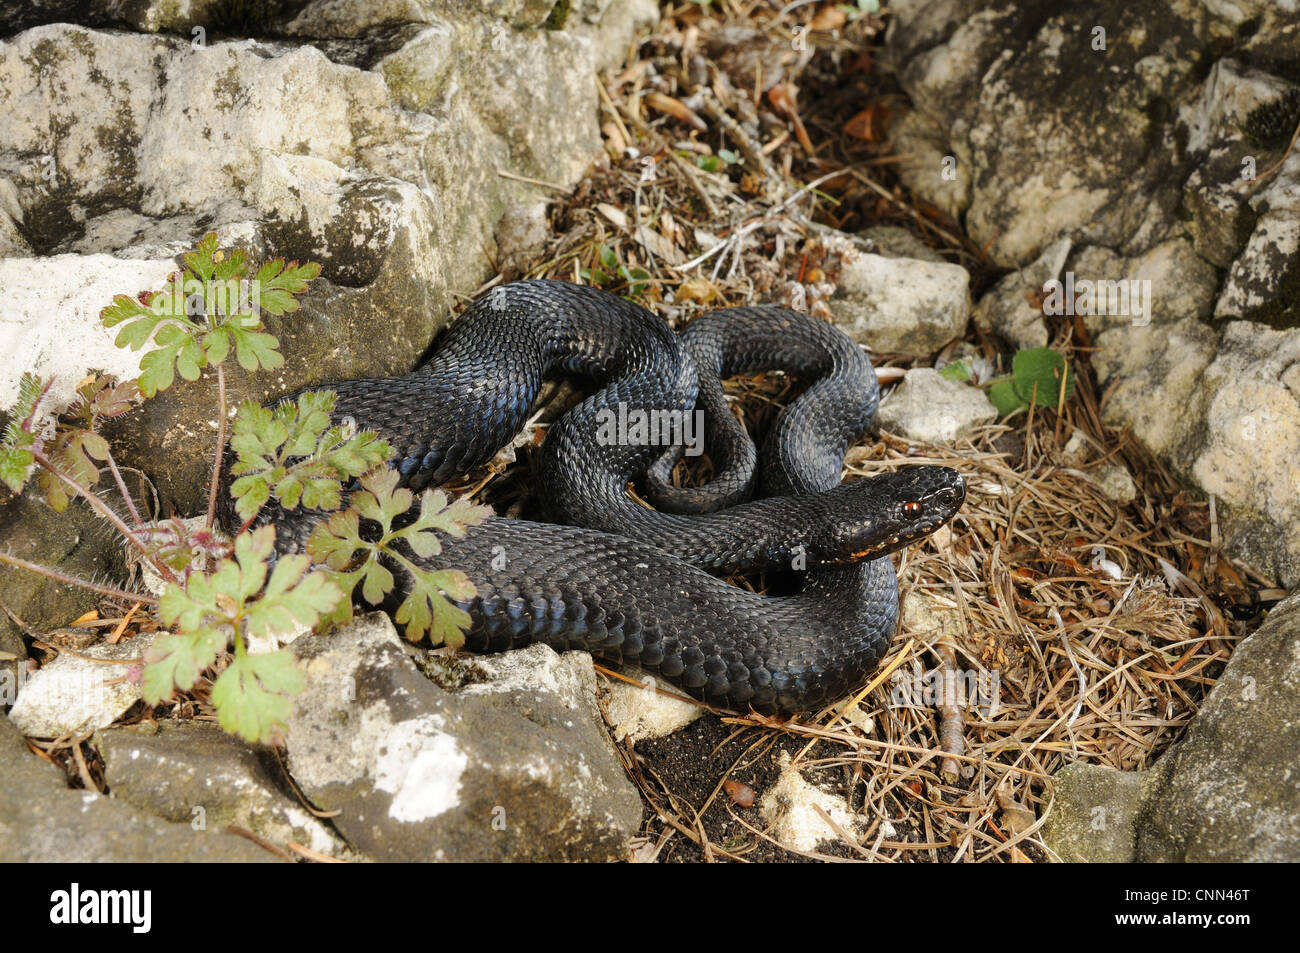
0,714 -> 277,862
284,613 -> 643,861
95,720 -> 353,859
878,368 -> 997,443
8,633 -> 152,738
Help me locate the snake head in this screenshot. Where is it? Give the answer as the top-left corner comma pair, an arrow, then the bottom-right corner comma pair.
809,466 -> 965,565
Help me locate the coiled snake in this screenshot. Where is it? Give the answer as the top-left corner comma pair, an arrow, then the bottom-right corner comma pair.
234,280 -> 965,714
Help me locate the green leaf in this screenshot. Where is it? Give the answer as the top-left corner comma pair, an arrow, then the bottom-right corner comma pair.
158,527 -> 275,631
228,392 -> 390,521
229,325 -> 284,372
0,445 -> 35,494
243,555 -> 343,638
717,148 -> 739,165
0,373 -> 44,493
136,323 -> 206,397
183,232 -> 220,283
696,155 -> 723,172
141,628 -> 229,702
988,379 -> 1026,416
394,568 -> 476,646
598,245 -> 619,271
304,474 -> 488,645
391,487 -> 490,558
939,360 -> 972,382
210,650 -> 304,745
101,293 -> 172,351
1011,347 -> 1074,408
252,258 -> 322,316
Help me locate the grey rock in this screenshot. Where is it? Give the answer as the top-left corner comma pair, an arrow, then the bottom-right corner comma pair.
603,675 -> 703,743
888,1 -> 1211,267
1043,762 -> 1144,863
1091,317 -> 1220,467
1046,590 -> 1300,862
878,368 -> 997,443
822,233 -> 970,355
973,238 -> 1070,350
95,720 -> 353,859
0,0 -> 657,516
1182,147 -> 1258,268
1215,154 -> 1300,327
1134,590 -> 1300,861
0,714 -> 277,862
856,224 -> 948,264
0,494 -> 128,691
1092,465 -> 1137,504
1191,321 -> 1300,588
8,634 -> 152,738
285,613 -> 643,861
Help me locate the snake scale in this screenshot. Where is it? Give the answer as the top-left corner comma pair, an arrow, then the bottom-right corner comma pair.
231,280 -> 965,714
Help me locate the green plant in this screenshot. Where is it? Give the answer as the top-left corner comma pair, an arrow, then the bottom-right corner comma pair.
695,148 -> 739,173
0,233 -> 488,744
580,244 -> 651,297
986,347 -> 1075,416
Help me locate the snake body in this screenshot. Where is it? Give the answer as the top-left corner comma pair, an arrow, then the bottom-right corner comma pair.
244,280 -> 965,714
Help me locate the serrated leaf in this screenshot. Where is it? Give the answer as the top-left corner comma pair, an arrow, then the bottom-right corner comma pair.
351,468 -> 410,532
101,293 -> 167,350
252,258 -> 322,316
228,391 -> 389,522
306,508 -> 364,569
203,326 -> 231,366
394,568 -> 474,646
243,555 -> 343,637
1012,347 -> 1074,408
136,346 -> 174,396
183,231 -> 220,283
392,488 -> 490,557
230,326 -> 283,372
0,445 -> 35,494
141,628 -> 229,702
210,651 -> 304,745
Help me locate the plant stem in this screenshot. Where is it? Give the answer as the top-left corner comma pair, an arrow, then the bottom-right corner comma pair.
102,445 -> 144,528
0,551 -> 159,605
32,450 -> 179,586
205,363 -> 227,532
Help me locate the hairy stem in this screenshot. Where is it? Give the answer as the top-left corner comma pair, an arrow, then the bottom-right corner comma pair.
205,363 -> 227,533
102,444 -> 144,528
0,551 -> 159,606
32,450 -> 179,586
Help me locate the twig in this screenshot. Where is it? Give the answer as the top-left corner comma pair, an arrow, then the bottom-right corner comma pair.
496,168 -> 570,193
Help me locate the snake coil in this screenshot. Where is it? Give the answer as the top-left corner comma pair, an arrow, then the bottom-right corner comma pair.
234,280 -> 965,714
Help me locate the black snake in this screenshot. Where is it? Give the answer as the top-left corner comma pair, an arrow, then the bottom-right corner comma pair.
234,280 -> 965,714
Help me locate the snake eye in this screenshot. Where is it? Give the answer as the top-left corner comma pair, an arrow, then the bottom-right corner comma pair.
902,501 -> 923,517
